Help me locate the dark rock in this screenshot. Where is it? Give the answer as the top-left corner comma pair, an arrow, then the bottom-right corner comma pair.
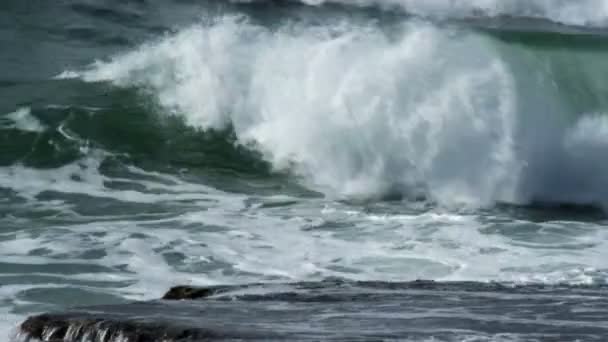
162,285 -> 216,300
19,311 -> 247,341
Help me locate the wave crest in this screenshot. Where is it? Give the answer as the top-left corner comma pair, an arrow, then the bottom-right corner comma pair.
68,15 -> 608,208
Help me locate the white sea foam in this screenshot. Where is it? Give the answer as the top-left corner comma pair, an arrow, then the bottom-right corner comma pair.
1,107 -> 46,133
0,152 -> 225,204
2,164 -> 607,334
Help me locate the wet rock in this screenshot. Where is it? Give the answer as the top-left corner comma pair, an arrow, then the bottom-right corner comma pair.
162,285 -> 221,300
20,312 -> 227,342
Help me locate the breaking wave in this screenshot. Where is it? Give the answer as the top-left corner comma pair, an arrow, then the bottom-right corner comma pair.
61,13 -> 608,208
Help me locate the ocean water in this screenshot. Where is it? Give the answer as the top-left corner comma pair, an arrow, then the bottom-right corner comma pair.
2,0 -> 608,340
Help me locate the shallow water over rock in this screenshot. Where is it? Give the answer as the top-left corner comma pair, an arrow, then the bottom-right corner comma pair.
17,280 -> 608,341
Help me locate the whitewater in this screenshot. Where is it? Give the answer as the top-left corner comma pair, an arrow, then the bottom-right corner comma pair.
64,9 -> 608,208
2,0 -> 608,340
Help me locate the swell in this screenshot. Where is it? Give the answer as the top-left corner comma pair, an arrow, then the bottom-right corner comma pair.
225,0 -> 608,43
8,0 -> 606,31
229,0 -> 608,28
0,98 -> 274,178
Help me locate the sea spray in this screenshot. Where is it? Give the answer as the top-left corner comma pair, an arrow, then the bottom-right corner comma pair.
76,18 -> 521,207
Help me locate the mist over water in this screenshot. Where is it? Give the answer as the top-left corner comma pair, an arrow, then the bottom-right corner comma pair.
3,0 -> 608,340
